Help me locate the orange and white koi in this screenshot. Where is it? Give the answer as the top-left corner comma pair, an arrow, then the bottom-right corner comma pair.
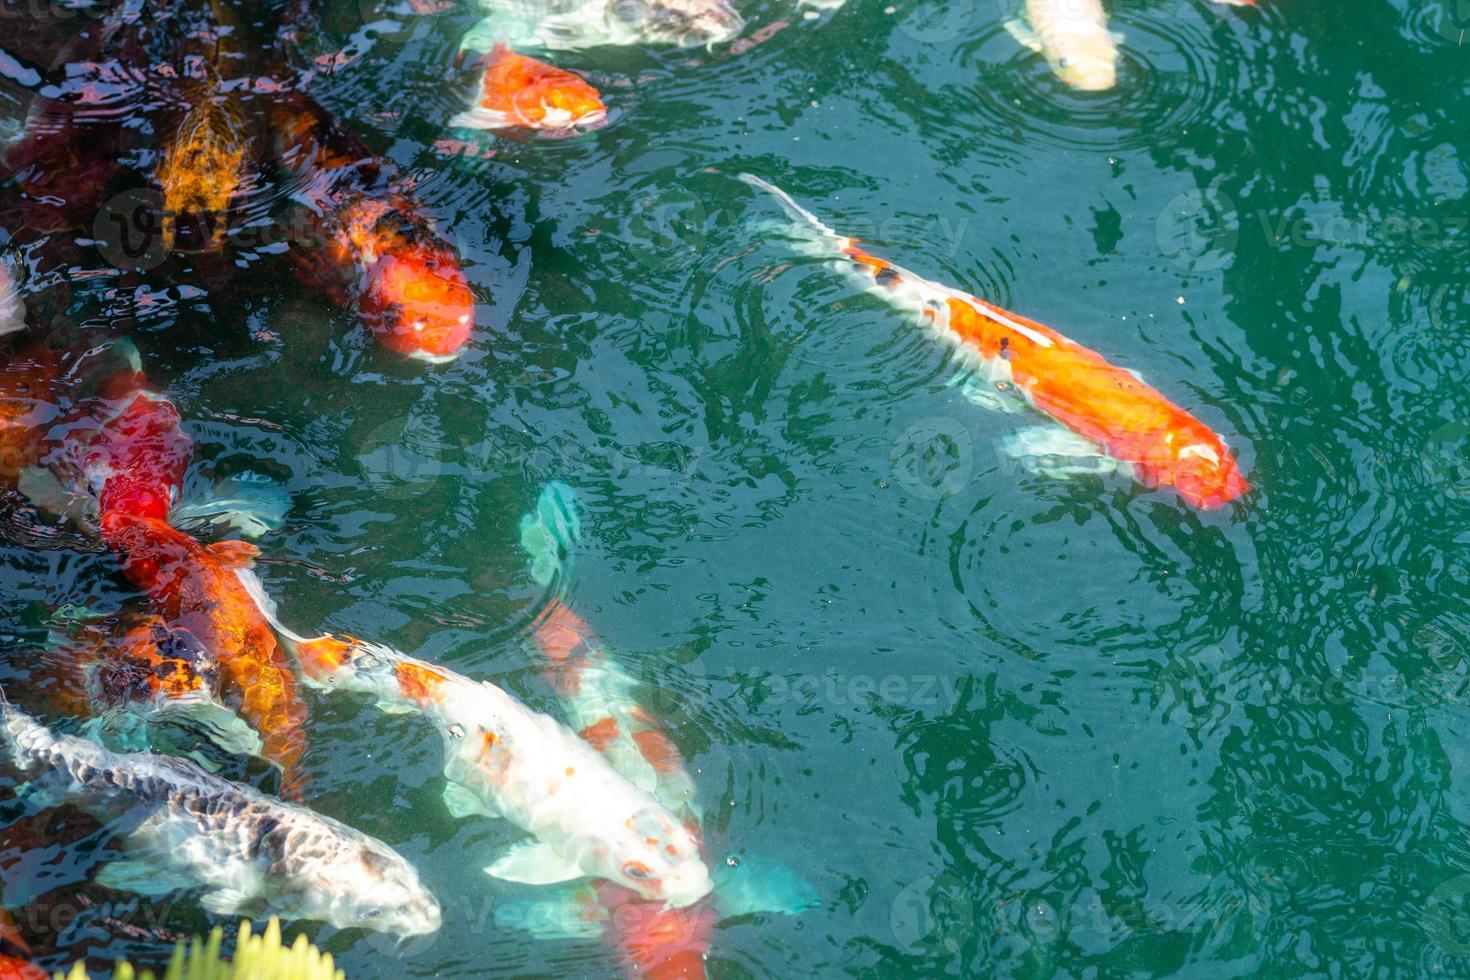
268,90 -> 474,363
740,175 -> 1250,510
239,577 -> 712,908
532,602 -> 700,820
451,44 -> 606,133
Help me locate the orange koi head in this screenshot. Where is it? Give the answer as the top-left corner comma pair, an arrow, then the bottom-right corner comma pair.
1129,426 -> 1250,510
82,392 -> 192,522
341,201 -> 474,363
456,46 -> 606,132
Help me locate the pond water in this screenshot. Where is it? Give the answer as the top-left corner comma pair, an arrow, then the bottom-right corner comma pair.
3,0 -> 1470,976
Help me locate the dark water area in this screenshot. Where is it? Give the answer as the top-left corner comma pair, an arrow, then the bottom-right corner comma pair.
2,0 -> 1470,975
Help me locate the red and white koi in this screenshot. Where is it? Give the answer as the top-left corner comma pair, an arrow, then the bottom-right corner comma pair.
452,44 -> 606,133
740,174 -> 1250,510
239,576 -> 712,909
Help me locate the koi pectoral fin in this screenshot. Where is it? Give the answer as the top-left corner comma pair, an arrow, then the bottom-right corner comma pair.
999,425 -> 1123,479
1003,19 -> 1044,53
442,781 -> 499,821
94,858 -> 198,898
486,840 -> 585,885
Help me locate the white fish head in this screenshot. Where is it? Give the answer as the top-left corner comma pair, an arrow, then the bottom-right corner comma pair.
1049,34 -> 1117,92
315,842 -> 443,937
592,805 -> 712,908
608,0 -> 745,47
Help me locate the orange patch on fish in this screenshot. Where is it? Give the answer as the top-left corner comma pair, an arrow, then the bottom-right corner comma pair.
632,729 -> 687,774
296,635 -> 358,680
396,660 -> 448,707
579,716 -> 622,752
462,45 -> 606,132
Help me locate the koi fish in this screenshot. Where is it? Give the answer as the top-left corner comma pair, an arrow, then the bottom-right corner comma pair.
0,910 -> 46,980
739,175 -> 1249,510
98,515 -> 310,801
154,83 -> 252,252
513,484 -> 818,977
268,91 -> 474,363
79,391 -> 192,523
0,694 -> 440,935
37,611 -> 264,766
461,0 -> 744,53
237,575 -> 713,909
1004,0 -> 1121,92
0,348 -> 58,492
451,44 -> 606,132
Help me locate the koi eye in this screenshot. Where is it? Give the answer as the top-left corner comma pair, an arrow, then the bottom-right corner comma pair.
623,861 -> 654,882
363,907 -> 382,919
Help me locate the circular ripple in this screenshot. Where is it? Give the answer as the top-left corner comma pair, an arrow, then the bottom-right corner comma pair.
958,14 -> 1225,153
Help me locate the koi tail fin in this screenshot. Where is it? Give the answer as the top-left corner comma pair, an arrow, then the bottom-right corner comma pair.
234,569 -> 313,648
520,481 -> 582,591
713,852 -> 821,919
737,173 -> 853,259
172,474 -> 291,541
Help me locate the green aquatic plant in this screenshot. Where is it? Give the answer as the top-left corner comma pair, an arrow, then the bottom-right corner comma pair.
53,919 -> 344,980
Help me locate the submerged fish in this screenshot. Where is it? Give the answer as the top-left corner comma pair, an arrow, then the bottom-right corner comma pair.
461,0 -> 745,52
239,578 -> 713,909
0,348 -> 58,492
1004,0 -> 1121,92
0,695 -> 440,935
451,44 -> 607,132
514,484 -> 818,978
38,611 -> 263,766
99,516 -> 310,800
740,175 -> 1250,510
154,84 -> 252,252
268,91 -> 474,364
79,390 -> 192,524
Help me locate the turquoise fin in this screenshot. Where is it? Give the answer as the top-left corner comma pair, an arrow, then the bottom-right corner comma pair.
95,858 -> 196,897
520,481 -> 581,587
713,853 -> 821,919
171,474 -> 291,540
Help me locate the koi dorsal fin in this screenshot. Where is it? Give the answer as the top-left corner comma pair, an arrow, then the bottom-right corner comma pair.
208,540 -> 260,570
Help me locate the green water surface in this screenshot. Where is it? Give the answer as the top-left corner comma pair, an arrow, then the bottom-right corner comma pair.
5,0 -> 1470,976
